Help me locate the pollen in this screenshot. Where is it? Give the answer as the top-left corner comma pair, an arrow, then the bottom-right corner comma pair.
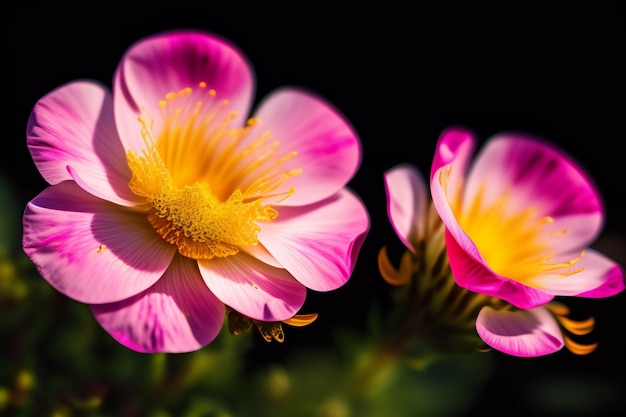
458,185 -> 584,286
126,84 -> 300,259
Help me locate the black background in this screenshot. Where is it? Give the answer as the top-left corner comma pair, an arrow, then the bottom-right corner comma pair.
9,1 -> 626,415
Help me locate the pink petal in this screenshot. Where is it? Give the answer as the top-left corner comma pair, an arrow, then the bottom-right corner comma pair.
384,163 -> 428,253
429,126 -> 475,184
114,30 -> 255,153
476,305 -> 564,357
541,213 -> 603,254
22,181 -> 176,304
430,127 -> 480,261
27,80 -> 140,206
465,133 -> 603,227
241,243 -> 283,268
245,87 -> 361,206
534,249 -> 625,298
198,252 -> 306,322
259,188 -> 370,291
445,229 -> 554,309
91,255 -> 224,353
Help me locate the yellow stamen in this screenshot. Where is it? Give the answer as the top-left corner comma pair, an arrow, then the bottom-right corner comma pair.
563,336 -> 598,355
545,302 -> 570,316
127,85 -> 300,259
282,313 -> 319,327
377,247 -> 412,286
457,185 -> 584,286
558,316 -> 595,335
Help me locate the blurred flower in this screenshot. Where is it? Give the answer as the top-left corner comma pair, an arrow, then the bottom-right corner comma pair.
379,163 -> 499,354
426,127 -> 625,356
22,30 -> 369,353
380,161 -> 622,357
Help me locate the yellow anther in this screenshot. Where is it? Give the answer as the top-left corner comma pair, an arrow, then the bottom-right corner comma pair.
559,316 -> 595,335
564,336 -> 598,355
127,86 -> 300,260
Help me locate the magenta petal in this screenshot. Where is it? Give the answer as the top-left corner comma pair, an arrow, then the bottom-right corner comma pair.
198,253 -> 306,322
114,30 -> 255,154
245,87 -> 361,206
445,229 -> 554,309
92,256 -> 224,353
27,80 -> 139,206
534,249 -> 625,298
384,163 -> 428,253
429,127 -> 480,260
22,181 -> 175,304
466,134 -> 603,220
476,306 -> 564,357
429,126 -> 475,183
578,262 -> 625,298
260,188 -> 370,292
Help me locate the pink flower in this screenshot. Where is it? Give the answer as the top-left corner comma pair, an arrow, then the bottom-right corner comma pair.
427,126 -> 624,356
22,31 -> 369,353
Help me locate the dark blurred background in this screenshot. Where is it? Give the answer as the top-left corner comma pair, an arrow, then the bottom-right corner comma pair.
8,1 -> 626,415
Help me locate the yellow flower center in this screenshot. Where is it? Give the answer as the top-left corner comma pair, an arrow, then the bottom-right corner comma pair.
126,83 -> 301,260
456,185 -> 583,287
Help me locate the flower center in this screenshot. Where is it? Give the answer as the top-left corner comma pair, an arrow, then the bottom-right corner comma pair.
457,185 -> 583,286
126,83 -> 300,259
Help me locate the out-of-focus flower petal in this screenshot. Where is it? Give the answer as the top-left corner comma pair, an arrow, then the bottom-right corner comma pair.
535,249 -> 625,297
259,188 -> 370,291
445,229 -> 554,309
463,134 -> 603,246
429,126 -> 475,185
430,126 -> 623,310
465,133 -> 602,220
539,213 -> 603,254
476,305 -> 564,357
198,252 -> 306,322
246,87 -> 361,206
114,30 -> 255,154
23,181 -> 175,304
430,128 -> 480,261
27,80 -> 140,206
384,163 -> 428,253
91,256 -> 224,353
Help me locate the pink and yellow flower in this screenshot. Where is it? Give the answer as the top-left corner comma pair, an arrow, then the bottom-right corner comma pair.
383,158 -> 623,357
22,31 -> 369,353
427,126 -> 624,356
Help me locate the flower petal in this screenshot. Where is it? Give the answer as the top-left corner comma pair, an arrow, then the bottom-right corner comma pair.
198,252 -> 306,322
541,212 -> 603,254
22,181 -> 175,304
384,163 -> 428,253
429,126 -> 475,185
476,305 -> 564,357
114,30 -> 255,153
91,255 -> 224,353
430,127 -> 480,261
259,188 -> 370,291
534,249 -> 625,297
465,133 -> 603,229
27,80 -> 140,206
445,229 -> 554,309
246,87 -> 361,206
241,243 -> 283,268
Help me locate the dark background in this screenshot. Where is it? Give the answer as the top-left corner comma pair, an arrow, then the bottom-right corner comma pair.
9,1 -> 626,415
